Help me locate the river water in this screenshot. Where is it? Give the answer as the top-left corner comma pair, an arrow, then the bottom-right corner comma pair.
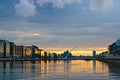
0,60 -> 120,80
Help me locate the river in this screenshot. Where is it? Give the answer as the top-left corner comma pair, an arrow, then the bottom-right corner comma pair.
0,60 -> 120,80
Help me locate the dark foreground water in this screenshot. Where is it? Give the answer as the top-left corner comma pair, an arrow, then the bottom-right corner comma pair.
0,60 -> 120,80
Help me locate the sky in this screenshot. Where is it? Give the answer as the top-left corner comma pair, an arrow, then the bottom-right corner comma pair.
0,0 -> 120,55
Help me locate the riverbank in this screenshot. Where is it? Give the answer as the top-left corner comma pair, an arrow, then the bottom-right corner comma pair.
98,59 -> 120,64
1,57 -> 120,63
97,57 -> 120,64
0,57 -> 96,61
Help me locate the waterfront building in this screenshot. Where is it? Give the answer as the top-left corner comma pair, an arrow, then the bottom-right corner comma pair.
10,42 -> 16,58
50,53 -> 58,59
24,46 -> 31,57
31,45 -> 38,58
15,45 -> 24,58
109,38 -> 120,56
92,50 -> 96,58
5,40 -> 10,58
43,51 -> 48,59
0,39 -> 15,58
99,51 -> 108,57
1,40 -> 11,58
35,48 -> 42,58
0,40 -> 4,58
24,45 -> 42,58
41,50 -> 46,58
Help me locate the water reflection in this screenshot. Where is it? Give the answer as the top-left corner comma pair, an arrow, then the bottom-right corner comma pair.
93,60 -> 96,72
107,62 -> 120,79
0,60 -> 120,80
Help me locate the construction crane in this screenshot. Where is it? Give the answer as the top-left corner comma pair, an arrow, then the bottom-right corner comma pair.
64,47 -> 77,59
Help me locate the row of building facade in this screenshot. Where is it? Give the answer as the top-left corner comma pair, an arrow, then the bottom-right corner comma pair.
0,39 -> 44,59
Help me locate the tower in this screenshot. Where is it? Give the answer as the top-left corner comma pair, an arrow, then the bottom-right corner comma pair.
93,50 -> 96,58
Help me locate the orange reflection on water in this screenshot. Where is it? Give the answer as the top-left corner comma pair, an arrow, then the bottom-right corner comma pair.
0,60 -> 119,80
23,60 -> 109,78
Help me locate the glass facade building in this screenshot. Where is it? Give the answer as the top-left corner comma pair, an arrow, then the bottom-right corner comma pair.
5,41 -> 10,57
10,42 -> 16,58
24,46 -> 31,56
15,46 -> 24,58
109,38 -> 120,56
0,40 -> 4,57
0,40 -> 15,58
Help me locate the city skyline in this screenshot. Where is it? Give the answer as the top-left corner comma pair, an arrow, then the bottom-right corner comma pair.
0,0 -> 120,55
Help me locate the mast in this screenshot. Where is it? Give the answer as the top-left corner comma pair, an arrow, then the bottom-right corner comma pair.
64,47 -> 77,59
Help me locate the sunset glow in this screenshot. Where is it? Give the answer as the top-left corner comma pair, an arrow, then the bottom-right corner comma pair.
42,47 -> 108,56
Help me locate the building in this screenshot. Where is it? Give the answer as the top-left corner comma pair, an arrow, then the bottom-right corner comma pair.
40,50 -> 46,58
31,45 -> 41,58
109,38 -> 120,56
31,45 -> 38,58
92,50 -> 96,58
0,39 -> 15,58
0,40 -> 4,58
35,48 -> 42,58
10,42 -> 16,58
0,40 -> 11,58
99,51 -> 108,57
15,45 -> 24,58
24,45 -> 42,58
24,46 -> 31,57
50,53 -> 58,59
5,40 -> 11,58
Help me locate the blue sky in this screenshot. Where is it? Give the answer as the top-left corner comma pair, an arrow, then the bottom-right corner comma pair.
0,0 -> 120,52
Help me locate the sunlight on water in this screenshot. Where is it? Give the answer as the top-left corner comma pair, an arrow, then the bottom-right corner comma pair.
0,60 -> 120,80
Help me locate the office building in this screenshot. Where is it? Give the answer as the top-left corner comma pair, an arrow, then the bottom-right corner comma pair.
24,46 -> 31,57
109,38 -> 120,56
0,39 -> 15,58
24,45 -> 42,58
10,42 -> 16,58
5,40 -> 10,58
15,45 -> 24,58
31,45 -> 41,58
0,40 -> 4,58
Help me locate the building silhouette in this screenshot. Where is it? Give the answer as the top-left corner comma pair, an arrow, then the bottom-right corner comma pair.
92,50 -> 96,58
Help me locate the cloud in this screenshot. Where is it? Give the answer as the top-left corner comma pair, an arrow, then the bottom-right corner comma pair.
15,0 -> 36,17
90,0 -> 114,13
14,0 -> 82,17
0,29 -> 40,38
0,19 -> 120,48
37,0 -> 82,8
14,0 -> 115,17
